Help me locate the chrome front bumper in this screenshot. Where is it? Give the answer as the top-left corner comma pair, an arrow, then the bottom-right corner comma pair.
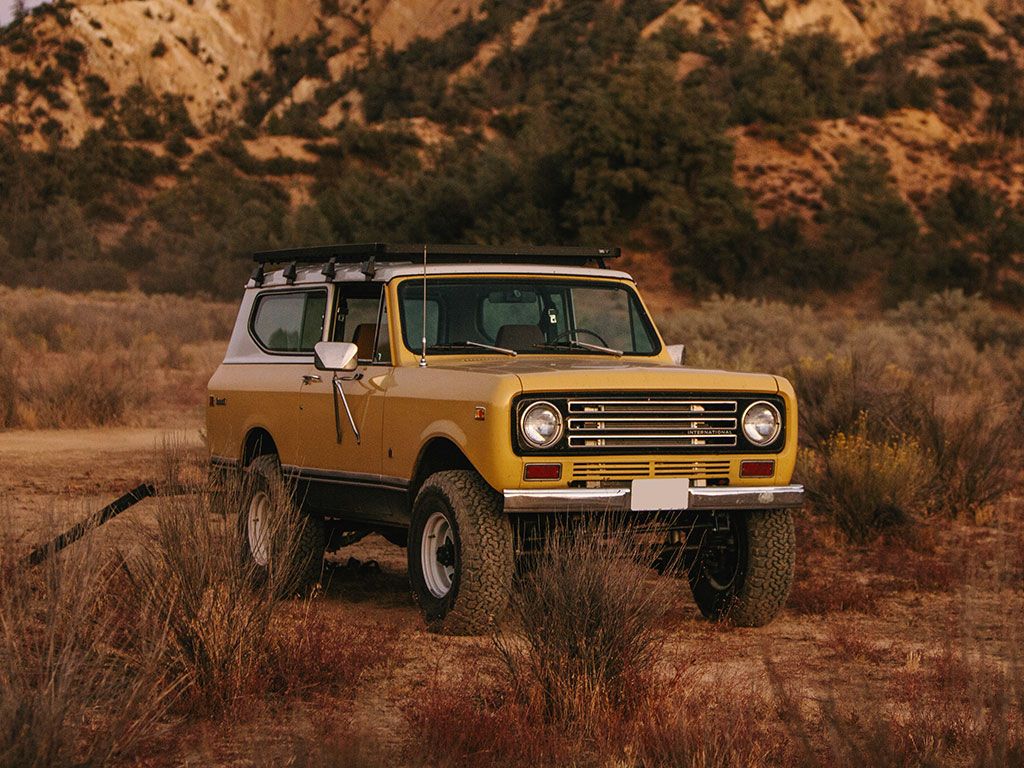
502,484 -> 805,514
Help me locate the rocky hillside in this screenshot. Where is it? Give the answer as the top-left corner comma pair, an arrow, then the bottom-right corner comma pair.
1,0 -> 1023,303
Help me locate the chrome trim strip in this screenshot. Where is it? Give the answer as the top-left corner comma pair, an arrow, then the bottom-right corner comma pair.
503,484 -> 804,513
281,465 -> 409,490
567,400 -> 737,410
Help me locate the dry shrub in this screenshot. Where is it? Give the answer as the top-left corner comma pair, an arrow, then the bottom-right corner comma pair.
630,680 -> 791,768
910,396 -> 1019,518
0,515 -> 173,768
862,532 -> 962,592
787,352 -> 918,451
405,671 -> 791,768
788,567 -> 879,615
405,675 -> 567,768
806,419 -> 933,543
266,607 -> 401,697
495,522 -> 672,729
123,467 -> 319,716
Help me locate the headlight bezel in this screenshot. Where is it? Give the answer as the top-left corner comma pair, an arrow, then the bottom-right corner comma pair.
518,400 -> 564,449
741,400 -> 782,447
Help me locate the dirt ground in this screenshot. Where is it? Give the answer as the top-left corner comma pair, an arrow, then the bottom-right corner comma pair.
2,422 -> 1021,764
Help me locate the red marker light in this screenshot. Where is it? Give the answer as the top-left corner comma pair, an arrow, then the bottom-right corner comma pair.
740,460 -> 775,478
524,463 -> 562,481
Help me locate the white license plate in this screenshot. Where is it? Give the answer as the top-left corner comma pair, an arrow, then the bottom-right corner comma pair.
630,478 -> 690,511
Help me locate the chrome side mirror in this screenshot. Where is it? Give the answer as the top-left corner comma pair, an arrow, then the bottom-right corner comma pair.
314,341 -> 359,372
667,344 -> 687,366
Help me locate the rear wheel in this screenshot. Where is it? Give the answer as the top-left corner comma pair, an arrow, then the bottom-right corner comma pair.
240,454 -> 326,594
408,470 -> 514,635
687,509 -> 794,627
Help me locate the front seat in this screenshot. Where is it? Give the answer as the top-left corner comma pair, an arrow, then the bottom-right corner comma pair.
495,324 -> 544,351
352,323 -> 377,361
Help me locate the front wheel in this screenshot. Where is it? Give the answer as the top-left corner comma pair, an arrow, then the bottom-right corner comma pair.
408,470 -> 514,635
687,509 -> 795,627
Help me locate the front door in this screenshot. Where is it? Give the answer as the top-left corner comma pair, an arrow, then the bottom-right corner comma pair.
294,283 -> 400,523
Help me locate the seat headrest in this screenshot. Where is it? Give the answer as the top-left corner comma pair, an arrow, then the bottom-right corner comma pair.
352,323 -> 377,360
495,324 -> 544,350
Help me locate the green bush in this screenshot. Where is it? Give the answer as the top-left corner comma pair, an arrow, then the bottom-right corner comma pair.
813,150 -> 920,292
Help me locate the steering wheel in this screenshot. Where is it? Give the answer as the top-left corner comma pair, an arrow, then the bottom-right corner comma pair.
550,327 -> 610,348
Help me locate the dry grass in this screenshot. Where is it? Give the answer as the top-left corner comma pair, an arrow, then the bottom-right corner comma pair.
0,512 -> 175,768
0,287 -> 233,429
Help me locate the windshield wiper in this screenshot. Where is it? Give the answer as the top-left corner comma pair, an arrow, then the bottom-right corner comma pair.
535,339 -> 623,357
430,341 -> 517,357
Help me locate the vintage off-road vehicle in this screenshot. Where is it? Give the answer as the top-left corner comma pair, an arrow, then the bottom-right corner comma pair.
208,244 -> 803,633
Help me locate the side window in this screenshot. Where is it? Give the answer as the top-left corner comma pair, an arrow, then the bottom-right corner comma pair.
332,284 -> 391,364
251,291 -> 327,353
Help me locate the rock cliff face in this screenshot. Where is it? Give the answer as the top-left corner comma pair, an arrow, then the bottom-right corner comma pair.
1,0 -> 1013,141
0,0 -> 484,141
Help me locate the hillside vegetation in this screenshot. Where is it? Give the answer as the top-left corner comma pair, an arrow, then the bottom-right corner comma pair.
1,0 -> 1023,302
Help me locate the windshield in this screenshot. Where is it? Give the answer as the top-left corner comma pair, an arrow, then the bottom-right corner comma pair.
397,278 -> 660,356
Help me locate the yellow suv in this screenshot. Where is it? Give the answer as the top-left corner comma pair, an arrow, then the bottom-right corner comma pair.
208,244 -> 803,633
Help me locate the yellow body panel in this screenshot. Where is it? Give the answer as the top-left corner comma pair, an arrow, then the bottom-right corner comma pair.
207,273 -> 798,500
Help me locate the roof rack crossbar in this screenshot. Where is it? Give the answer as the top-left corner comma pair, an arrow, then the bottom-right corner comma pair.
252,243 -> 620,268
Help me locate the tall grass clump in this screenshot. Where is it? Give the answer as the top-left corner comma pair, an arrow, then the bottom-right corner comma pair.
407,522 -> 677,766
0,514 -> 173,768
123,462 -> 317,714
496,522 -> 671,729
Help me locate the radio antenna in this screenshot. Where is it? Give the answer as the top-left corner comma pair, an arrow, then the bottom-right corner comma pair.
419,244 -> 428,368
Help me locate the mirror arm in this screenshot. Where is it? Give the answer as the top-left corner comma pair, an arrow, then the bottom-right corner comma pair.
331,375 -> 361,444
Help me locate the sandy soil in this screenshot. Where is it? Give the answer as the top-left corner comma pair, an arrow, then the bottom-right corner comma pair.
3,422 -> 1021,764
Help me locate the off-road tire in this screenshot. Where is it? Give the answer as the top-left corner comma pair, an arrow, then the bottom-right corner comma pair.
688,509 -> 794,627
240,454 -> 326,595
408,470 -> 514,635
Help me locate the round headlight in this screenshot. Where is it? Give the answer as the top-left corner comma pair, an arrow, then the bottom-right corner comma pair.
742,401 -> 781,446
520,401 -> 563,448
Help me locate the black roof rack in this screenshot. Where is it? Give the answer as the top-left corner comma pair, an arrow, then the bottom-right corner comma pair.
252,243 -> 620,268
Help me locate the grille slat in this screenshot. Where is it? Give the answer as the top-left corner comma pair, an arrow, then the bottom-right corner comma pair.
566,396 -> 740,449
571,459 -> 731,482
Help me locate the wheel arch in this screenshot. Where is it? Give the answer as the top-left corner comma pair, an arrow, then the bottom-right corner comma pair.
241,427 -> 278,467
410,437 -> 477,499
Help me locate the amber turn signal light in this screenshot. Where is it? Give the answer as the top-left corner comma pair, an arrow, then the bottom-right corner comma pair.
524,463 -> 562,481
740,460 -> 775,478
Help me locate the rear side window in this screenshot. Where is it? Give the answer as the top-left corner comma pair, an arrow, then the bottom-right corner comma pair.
251,290 -> 327,353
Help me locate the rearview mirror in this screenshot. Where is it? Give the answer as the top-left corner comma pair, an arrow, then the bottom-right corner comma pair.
314,341 -> 359,372
667,344 -> 686,366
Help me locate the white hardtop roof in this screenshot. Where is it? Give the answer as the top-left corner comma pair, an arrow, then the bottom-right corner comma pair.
248,262 -> 635,289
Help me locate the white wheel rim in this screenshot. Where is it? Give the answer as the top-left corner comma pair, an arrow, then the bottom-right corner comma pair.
247,490 -> 271,567
421,510 -> 455,599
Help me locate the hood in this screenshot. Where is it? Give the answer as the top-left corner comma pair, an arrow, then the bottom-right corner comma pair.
423,356 -> 780,394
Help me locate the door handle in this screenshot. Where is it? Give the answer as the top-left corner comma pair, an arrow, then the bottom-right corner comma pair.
302,374 -> 322,384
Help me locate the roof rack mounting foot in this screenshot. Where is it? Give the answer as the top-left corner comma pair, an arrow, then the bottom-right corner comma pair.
321,257 -> 337,281
283,261 -> 298,285
250,264 -> 265,287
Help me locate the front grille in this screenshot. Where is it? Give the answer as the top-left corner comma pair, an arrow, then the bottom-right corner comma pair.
566,398 -> 738,449
571,459 -> 731,482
